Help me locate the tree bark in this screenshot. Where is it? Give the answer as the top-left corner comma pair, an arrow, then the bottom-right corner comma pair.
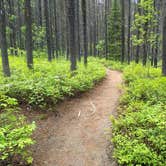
162,0 -> 166,76
105,0 -> 108,60
44,0 -> 52,61
67,0 -> 77,71
121,0 -> 125,63
135,0 -> 141,64
0,0 -> 11,76
82,0 -> 88,65
25,0 -> 33,69
76,0 -> 81,61
8,0 -> 17,55
127,0 -> 131,64
53,0 -> 59,58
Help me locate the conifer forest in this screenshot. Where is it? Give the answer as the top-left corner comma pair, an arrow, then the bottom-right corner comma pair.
0,0 -> 166,165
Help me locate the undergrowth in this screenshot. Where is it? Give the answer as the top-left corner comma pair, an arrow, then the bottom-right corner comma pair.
0,94 -> 36,165
100,58 -> 127,71
0,57 -> 106,110
110,63 -> 166,166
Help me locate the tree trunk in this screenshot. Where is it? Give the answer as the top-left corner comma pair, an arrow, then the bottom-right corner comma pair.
8,0 -> 17,55
105,0 -> 108,60
127,0 -> 131,64
135,0 -> 141,64
76,0 -> 81,61
44,0 -> 52,61
25,0 -> 33,69
154,0 -> 160,68
93,0 -> 97,57
142,22 -> 148,66
67,0 -> 77,71
121,0 -> 125,63
17,0 -> 23,49
82,0 -> 88,66
38,0 -> 42,26
162,0 -> 166,76
53,0 -> 59,58
0,0 -> 11,76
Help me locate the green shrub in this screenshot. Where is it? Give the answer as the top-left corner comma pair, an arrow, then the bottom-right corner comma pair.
100,59 -> 127,71
123,63 -> 161,84
0,57 -> 106,109
121,77 -> 166,106
111,63 -> 166,166
0,95 -> 36,165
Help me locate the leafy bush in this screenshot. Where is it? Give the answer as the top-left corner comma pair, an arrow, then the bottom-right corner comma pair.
110,63 -> 166,166
100,58 -> 127,71
0,94 -> 36,165
123,63 -> 161,84
0,57 -> 106,109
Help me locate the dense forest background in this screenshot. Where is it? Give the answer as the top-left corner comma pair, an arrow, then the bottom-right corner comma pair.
0,0 -> 166,75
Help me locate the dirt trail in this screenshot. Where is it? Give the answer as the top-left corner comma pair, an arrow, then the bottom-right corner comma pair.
32,70 -> 122,166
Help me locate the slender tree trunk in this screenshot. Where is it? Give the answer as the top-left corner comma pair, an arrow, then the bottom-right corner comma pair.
105,0 -> 108,60
142,22 -> 148,66
90,25 -> 93,56
25,0 -> 33,69
127,0 -> 131,64
66,9 -> 70,60
121,0 -> 125,63
53,0 -> 59,58
154,0 -> 159,68
76,0 -> 81,61
44,0 -> 52,61
8,0 -> 17,55
93,0 -> 97,57
89,0 -> 93,56
162,0 -> 166,76
17,0 -> 23,49
82,0 -> 88,66
135,1 -> 141,64
67,0 -> 77,71
38,0 -> 42,26
49,0 -> 55,58
0,0 -> 10,76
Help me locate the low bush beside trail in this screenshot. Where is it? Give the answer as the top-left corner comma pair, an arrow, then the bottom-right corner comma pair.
110,63 -> 166,166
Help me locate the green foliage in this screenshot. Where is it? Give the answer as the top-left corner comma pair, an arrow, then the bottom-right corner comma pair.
0,94 -> 36,165
0,94 -> 17,110
96,40 -> 105,56
101,59 -> 127,71
123,63 -> 161,84
0,57 -> 106,110
111,63 -> 166,165
32,25 -> 46,50
107,0 -> 122,60
131,0 -> 159,51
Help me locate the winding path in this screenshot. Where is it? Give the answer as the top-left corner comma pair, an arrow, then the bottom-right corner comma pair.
32,70 -> 122,166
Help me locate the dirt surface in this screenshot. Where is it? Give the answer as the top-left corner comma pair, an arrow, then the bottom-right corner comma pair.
31,70 -> 122,166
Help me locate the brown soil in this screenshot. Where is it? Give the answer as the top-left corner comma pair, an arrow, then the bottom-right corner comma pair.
31,70 -> 122,166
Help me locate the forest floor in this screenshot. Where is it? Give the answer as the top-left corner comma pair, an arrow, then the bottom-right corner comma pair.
29,70 -> 122,166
